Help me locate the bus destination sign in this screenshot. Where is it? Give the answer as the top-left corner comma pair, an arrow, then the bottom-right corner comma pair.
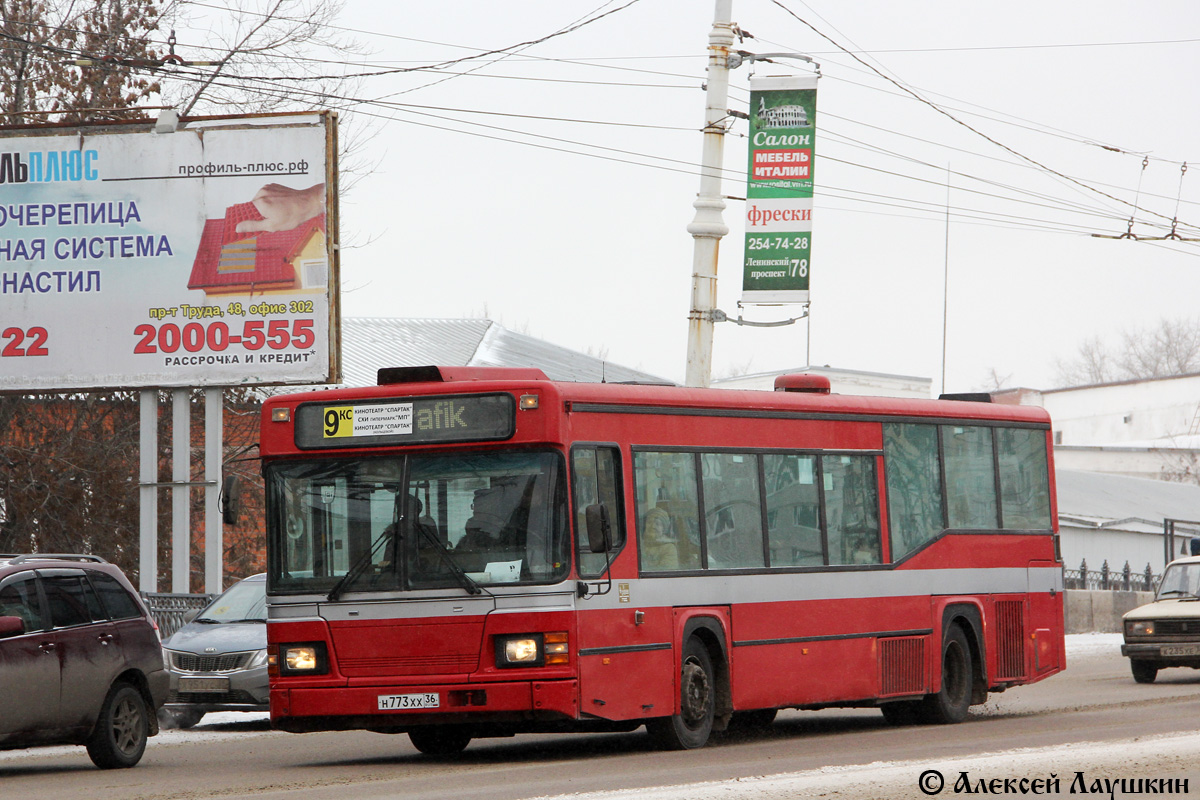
294,393 -> 515,449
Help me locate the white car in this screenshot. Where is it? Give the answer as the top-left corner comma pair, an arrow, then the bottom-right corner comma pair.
1121,555 -> 1200,683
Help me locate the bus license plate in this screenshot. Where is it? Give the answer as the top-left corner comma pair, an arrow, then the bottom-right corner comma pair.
378,693 -> 440,711
1161,644 -> 1200,657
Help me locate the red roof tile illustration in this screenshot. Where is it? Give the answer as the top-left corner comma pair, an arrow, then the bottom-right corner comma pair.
188,201 -> 326,294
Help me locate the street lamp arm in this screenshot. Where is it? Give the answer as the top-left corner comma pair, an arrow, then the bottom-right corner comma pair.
729,51 -> 820,72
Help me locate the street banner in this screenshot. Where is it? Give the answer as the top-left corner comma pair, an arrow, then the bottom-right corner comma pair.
741,74 -> 817,304
0,112 -> 339,392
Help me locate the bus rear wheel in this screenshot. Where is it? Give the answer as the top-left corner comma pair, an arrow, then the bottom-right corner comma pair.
919,626 -> 972,724
408,726 -> 472,756
647,638 -> 716,750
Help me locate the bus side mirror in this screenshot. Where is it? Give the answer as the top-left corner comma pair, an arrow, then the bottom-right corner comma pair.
585,503 -> 612,554
221,475 -> 241,526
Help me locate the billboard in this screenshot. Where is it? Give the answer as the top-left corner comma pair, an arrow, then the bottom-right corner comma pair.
741,74 -> 816,305
0,111 -> 339,392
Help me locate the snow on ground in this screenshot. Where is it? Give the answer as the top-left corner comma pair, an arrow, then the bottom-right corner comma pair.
525,732 -> 1200,800
1063,632 -> 1123,658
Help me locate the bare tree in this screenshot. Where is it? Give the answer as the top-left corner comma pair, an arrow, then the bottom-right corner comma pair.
0,390 -> 266,590
1053,335 -> 1115,387
977,367 -> 1013,391
1054,318 -> 1200,388
0,0 -> 162,124
161,0 -> 361,116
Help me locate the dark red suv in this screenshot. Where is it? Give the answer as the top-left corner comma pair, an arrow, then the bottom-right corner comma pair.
0,554 -> 169,768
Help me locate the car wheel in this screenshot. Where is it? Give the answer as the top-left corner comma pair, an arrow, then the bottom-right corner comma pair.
1130,660 -> 1158,684
158,706 -> 205,729
87,683 -> 150,769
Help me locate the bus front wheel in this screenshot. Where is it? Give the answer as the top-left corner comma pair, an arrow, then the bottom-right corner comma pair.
647,638 -> 716,750
408,726 -> 472,756
920,625 -> 973,724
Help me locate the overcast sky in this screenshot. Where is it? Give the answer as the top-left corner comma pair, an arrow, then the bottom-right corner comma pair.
314,0 -> 1200,392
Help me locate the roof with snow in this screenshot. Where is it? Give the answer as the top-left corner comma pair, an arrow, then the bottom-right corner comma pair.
335,317 -> 671,388
1056,469 -> 1200,534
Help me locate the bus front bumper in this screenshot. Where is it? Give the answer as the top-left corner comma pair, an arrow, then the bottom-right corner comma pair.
271,679 -> 580,733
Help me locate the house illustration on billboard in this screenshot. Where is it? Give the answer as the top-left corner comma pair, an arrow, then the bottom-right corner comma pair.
188,196 -> 327,297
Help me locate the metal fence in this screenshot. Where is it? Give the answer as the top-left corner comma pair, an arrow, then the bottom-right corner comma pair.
141,592 -> 214,639
1062,559 -> 1160,593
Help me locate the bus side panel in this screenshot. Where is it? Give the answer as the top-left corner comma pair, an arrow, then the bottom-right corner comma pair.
1027,560 -> 1065,676
730,596 -> 931,709
576,607 -> 675,721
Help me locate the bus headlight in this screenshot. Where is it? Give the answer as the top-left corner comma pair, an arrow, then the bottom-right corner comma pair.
494,632 -> 569,668
277,642 -> 329,675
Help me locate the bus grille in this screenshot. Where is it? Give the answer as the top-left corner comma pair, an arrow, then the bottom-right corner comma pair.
995,600 -> 1026,680
338,653 -> 479,676
880,636 -> 925,695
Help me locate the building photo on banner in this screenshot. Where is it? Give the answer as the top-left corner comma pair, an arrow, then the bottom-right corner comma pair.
0,112 -> 338,392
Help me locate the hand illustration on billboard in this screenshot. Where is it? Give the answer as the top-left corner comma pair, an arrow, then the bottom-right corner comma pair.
235,183 -> 325,234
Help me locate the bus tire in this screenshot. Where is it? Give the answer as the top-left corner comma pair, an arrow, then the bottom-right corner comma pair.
408,726 -> 472,756
919,625 -> 972,724
1130,661 -> 1158,684
726,708 -> 777,732
880,700 -> 922,726
647,637 -> 716,750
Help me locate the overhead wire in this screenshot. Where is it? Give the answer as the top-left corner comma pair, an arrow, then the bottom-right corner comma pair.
4,5 -> 1198,251
767,0 -> 1198,234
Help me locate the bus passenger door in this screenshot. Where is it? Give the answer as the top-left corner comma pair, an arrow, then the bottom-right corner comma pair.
575,589 -> 676,721
571,445 -> 675,721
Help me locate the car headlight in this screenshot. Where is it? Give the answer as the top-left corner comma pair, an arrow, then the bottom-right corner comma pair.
494,632 -> 568,668
1126,620 -> 1155,637
246,648 -> 269,669
163,648 -> 175,671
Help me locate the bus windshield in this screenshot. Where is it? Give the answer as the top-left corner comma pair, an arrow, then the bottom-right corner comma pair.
267,450 -> 570,595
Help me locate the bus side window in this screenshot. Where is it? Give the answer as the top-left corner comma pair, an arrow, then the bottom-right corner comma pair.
822,454 -> 882,565
571,446 -> 625,577
634,451 -> 702,573
764,453 -> 822,567
883,423 -> 944,561
996,427 -> 1051,529
701,453 -> 765,569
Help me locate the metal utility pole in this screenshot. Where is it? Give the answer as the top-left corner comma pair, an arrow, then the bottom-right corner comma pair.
685,0 -> 735,388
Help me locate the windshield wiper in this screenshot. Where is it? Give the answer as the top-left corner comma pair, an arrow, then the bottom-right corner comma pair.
415,524 -> 483,596
327,528 -> 395,602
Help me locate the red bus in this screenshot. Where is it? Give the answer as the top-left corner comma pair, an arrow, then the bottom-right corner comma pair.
261,365 -> 1063,754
